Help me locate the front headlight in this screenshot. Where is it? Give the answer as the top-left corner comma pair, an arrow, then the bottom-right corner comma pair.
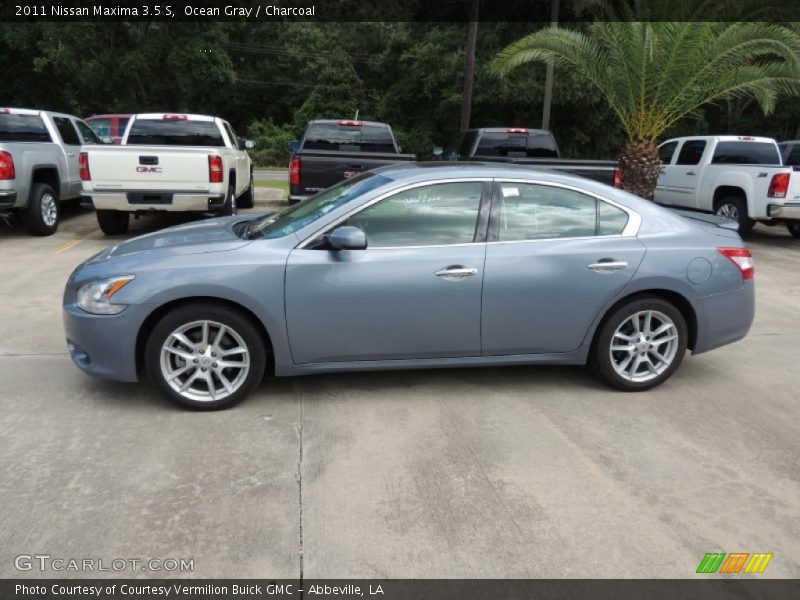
76,275 -> 135,315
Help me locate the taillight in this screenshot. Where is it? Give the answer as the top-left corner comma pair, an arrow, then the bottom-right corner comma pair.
208,155 -> 223,183
768,172 -> 790,198
289,157 -> 301,186
613,168 -> 622,189
718,247 -> 754,281
0,151 -> 15,180
78,152 -> 90,181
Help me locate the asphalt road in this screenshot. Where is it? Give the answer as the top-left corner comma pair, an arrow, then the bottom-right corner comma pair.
1,203 -> 798,579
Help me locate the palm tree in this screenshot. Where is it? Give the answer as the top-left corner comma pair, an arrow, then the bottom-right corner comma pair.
493,16 -> 800,199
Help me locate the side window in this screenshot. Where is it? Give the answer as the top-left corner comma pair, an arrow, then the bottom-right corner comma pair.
676,140 -> 706,165
53,117 -> 80,146
224,122 -> 240,150
785,146 -> 800,167
87,118 -> 111,137
597,201 -> 629,235
75,120 -> 101,144
345,182 -> 483,248
495,183 -> 597,241
658,141 -> 678,164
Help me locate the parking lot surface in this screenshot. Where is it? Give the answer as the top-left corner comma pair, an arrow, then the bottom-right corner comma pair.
1,202 -> 799,579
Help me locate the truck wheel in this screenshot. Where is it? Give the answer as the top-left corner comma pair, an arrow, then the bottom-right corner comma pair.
787,222 -> 800,239
96,210 -> 129,235
238,172 -> 255,209
222,183 -> 237,216
23,183 -> 59,236
714,196 -> 754,234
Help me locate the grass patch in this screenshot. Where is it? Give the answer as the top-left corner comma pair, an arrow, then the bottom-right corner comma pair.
254,179 -> 289,197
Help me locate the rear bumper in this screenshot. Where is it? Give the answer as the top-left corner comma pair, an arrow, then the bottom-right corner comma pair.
766,203 -> 800,220
88,191 -> 225,212
0,190 -> 19,210
692,281 -> 755,355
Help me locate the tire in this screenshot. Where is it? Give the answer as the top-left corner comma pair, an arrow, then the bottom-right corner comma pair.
222,182 -> 237,216
238,172 -> 255,209
96,209 -> 129,235
714,196 -> 754,234
23,183 -> 59,236
145,302 -> 267,410
786,222 -> 800,239
590,297 -> 688,391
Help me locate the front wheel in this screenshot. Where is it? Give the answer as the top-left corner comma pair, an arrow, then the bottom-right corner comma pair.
145,303 -> 266,410
96,209 -> 129,235
786,222 -> 800,239
714,196 -> 754,234
590,298 -> 688,391
23,183 -> 59,236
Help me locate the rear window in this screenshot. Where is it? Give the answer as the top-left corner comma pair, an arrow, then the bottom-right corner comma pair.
474,132 -> 558,158
0,114 -> 51,143
126,119 -> 224,146
711,141 -> 780,165
302,122 -> 397,153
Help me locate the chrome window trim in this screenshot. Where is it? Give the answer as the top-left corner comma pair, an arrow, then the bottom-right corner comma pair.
297,178 -> 491,249
491,178 -> 642,240
296,177 -> 641,250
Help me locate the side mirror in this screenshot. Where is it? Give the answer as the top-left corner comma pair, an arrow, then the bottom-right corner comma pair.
102,136 -> 114,145
432,146 -> 443,158
327,226 -> 367,251
244,139 -> 255,150
287,140 -> 299,152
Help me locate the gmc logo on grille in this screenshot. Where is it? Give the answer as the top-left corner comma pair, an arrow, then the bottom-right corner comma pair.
136,166 -> 162,173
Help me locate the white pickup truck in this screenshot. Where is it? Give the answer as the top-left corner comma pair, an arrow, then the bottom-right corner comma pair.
80,113 -> 255,235
655,135 -> 800,238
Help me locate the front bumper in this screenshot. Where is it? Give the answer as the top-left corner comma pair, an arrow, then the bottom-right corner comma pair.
767,203 -> 800,220
62,303 -> 153,382
88,192 -> 225,212
0,189 -> 18,210
692,281 -> 755,355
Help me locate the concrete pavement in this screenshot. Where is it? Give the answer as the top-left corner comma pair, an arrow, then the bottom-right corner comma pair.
0,206 -> 798,578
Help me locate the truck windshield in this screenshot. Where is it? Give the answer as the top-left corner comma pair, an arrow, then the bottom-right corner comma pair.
711,141 -> 780,165
474,132 -> 558,158
249,173 -> 391,239
302,123 -> 397,153
0,114 -> 51,142
126,119 -> 225,146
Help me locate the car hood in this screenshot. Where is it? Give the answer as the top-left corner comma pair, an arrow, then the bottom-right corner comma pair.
85,215 -> 267,264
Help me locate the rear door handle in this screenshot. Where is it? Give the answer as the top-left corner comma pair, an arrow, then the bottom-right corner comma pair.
587,261 -> 628,271
435,266 -> 478,279
686,171 -> 696,176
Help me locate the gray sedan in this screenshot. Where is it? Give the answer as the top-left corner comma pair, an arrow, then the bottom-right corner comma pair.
63,164 -> 755,409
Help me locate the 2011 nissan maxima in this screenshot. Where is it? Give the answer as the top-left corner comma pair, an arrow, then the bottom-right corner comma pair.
63,164 -> 755,410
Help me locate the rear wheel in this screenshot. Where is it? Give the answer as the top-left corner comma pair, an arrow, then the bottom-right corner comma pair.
222,182 -> 237,216
96,209 -> 129,235
786,222 -> 800,239
238,172 -> 255,209
714,196 -> 754,234
590,297 -> 688,391
23,183 -> 59,236
145,302 -> 266,410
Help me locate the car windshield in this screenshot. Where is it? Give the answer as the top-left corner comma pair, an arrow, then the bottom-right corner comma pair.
249,173 -> 391,239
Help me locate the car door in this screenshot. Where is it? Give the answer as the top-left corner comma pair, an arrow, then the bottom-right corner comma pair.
285,180 -> 490,364
481,180 -> 646,355
51,116 -> 83,199
656,139 -> 707,208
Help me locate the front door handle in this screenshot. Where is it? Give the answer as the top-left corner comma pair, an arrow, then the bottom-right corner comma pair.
686,170 -> 696,176
587,261 -> 628,271
435,266 -> 478,279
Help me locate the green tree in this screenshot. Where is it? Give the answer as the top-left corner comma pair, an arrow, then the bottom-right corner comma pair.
493,17 -> 800,198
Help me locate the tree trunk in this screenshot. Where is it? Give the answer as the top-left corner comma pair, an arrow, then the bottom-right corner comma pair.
617,138 -> 660,200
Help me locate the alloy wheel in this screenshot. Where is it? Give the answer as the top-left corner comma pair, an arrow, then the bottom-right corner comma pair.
609,310 -> 679,383
716,203 -> 739,221
160,320 -> 250,402
41,193 -> 57,227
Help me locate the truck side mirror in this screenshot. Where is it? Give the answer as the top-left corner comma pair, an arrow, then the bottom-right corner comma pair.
244,140 -> 256,149
287,140 -> 299,152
